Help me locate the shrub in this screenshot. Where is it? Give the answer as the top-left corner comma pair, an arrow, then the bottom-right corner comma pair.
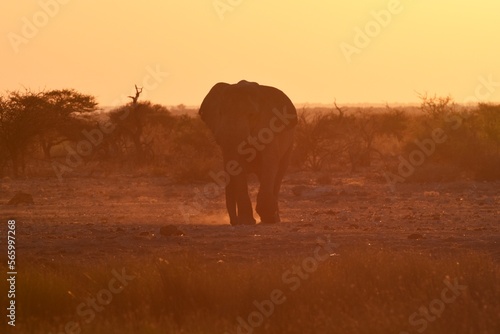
165,115 -> 221,182
400,97 -> 500,182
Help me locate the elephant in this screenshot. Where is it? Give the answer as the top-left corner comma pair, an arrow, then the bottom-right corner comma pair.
199,80 -> 297,225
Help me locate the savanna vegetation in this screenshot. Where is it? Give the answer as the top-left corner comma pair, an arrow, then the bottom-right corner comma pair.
11,249 -> 500,334
2,87 -> 499,334
1,88 -> 499,183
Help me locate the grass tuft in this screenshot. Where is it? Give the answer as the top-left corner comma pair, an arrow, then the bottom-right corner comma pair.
11,249 -> 500,334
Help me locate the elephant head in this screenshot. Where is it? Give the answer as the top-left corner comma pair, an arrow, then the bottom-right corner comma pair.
199,80 -> 297,225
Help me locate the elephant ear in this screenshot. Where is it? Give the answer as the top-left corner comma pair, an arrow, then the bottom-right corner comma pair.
255,85 -> 298,130
199,82 -> 229,131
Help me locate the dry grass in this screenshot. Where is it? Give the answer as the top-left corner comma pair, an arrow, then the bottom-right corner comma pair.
10,248 -> 500,334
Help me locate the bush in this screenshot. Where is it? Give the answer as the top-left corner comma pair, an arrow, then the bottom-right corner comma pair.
165,115 -> 221,182
399,97 -> 500,182
2,88 -> 498,182
292,106 -> 406,173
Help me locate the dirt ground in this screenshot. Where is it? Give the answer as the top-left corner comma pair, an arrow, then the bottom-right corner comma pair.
1,172 -> 499,266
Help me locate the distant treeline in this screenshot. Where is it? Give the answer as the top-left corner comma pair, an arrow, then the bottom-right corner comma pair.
1,89 -> 499,182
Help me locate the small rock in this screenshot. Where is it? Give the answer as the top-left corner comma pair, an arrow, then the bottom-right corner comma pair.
408,233 -> 424,240
316,174 -> 332,185
7,192 -> 34,205
159,225 -> 184,237
291,185 -> 307,196
431,213 -> 441,220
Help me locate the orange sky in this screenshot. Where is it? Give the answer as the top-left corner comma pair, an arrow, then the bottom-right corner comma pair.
2,1 -> 500,107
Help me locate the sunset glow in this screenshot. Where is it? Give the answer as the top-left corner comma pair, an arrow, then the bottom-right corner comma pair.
2,1 -> 500,106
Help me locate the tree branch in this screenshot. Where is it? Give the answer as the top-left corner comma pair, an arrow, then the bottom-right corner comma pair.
128,85 -> 143,105
334,99 -> 344,118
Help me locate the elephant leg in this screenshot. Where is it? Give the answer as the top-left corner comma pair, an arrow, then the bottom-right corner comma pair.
256,163 -> 279,224
223,155 -> 239,225
225,181 -> 238,225
256,185 -> 278,224
233,173 -> 256,225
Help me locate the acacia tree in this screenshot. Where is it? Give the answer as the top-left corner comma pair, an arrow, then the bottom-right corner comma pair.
0,90 -> 46,176
0,89 -> 97,177
38,89 -> 97,159
107,85 -> 175,164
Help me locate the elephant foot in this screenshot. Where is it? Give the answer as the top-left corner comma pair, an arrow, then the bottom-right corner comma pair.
259,212 -> 280,224
240,216 -> 256,225
260,220 -> 276,224
260,217 -> 277,224
229,216 -> 256,226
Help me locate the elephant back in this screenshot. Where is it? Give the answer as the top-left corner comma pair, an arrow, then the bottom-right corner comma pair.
234,81 -> 298,129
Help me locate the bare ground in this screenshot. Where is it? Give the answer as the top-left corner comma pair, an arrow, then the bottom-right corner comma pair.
1,172 -> 499,265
